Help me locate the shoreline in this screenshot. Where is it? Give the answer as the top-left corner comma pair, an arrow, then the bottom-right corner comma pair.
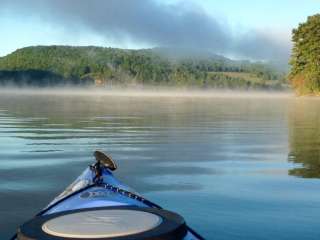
0,87 -> 293,99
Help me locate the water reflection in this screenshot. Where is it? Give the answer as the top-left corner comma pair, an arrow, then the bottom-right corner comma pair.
0,94 -> 220,194
3,92 -> 320,239
288,99 -> 320,178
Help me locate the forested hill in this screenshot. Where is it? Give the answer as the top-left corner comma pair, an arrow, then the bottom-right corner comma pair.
0,46 -> 286,89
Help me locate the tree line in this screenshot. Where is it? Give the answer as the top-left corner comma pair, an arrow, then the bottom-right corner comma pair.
0,45 -> 286,89
289,14 -> 320,94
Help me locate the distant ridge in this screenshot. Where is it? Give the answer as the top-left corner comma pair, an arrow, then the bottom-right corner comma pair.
0,45 -> 286,89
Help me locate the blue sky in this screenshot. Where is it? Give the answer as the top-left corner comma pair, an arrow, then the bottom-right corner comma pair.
0,0 -> 319,61
199,0 -> 319,29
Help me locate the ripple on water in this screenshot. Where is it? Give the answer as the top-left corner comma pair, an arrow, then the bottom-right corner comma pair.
1,94 -> 320,240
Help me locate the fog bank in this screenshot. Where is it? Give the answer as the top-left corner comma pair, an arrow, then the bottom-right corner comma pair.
0,0 -> 291,63
0,87 -> 293,99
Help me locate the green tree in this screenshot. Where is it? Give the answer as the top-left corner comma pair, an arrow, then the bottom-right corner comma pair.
289,14 -> 320,94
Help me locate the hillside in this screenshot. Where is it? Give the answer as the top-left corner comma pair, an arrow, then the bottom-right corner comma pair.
0,46 -> 287,89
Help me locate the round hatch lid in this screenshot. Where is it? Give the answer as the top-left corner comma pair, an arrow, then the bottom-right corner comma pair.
42,209 -> 162,238
17,206 -> 187,240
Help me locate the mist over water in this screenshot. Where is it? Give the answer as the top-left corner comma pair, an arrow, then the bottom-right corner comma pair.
0,87 -> 293,98
0,90 -> 320,239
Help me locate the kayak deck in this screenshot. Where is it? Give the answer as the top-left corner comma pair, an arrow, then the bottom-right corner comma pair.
43,168 -> 147,215
13,152 -> 204,240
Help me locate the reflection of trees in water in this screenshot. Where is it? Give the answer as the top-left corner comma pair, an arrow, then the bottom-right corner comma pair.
288,100 -> 320,178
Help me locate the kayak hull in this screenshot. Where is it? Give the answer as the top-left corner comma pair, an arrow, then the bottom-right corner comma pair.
15,162 -> 203,240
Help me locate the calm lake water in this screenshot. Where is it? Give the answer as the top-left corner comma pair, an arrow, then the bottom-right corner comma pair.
1,91 -> 320,239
